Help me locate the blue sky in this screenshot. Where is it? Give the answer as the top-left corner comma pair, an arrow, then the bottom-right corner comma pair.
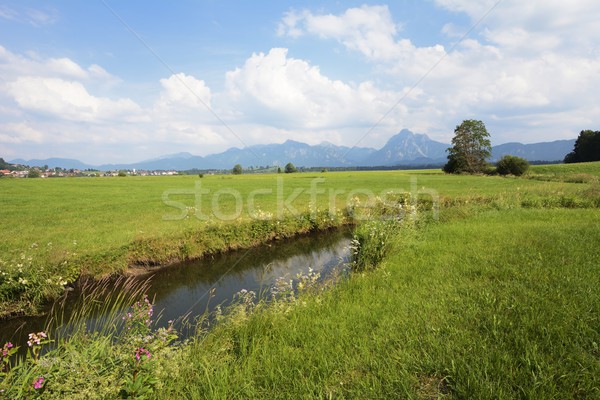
1,1 -> 599,164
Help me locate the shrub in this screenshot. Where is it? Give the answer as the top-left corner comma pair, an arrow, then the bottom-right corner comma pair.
284,163 -> 297,173
496,155 -> 530,176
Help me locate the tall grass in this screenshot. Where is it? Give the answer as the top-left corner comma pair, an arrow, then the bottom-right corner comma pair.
161,208 -> 600,399
1,207 -> 599,398
0,276 -> 183,398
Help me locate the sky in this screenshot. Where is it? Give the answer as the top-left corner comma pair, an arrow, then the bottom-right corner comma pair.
1,0 -> 599,165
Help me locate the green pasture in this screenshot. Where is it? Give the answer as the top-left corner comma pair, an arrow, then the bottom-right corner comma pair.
2,195 -> 599,398
1,162 -> 599,397
1,165 -> 600,316
1,168 -> 595,263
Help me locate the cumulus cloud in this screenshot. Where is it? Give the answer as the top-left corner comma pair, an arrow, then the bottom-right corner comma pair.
156,73 -> 212,110
0,46 -> 120,83
3,1 -> 600,163
278,2 -> 600,143
0,44 -> 232,162
434,0 -> 600,61
7,77 -> 146,123
224,48 -> 402,130
279,5 -> 403,62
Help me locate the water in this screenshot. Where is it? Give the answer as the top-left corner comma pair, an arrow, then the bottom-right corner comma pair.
0,229 -> 352,347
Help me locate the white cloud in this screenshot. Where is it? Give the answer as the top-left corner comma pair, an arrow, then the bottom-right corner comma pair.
435,0 -> 600,55
156,73 -> 212,110
7,77 -> 146,123
279,5 -> 402,61
152,73 -> 226,146
277,3 -> 600,144
224,48 -> 401,130
3,1 -> 600,163
0,45 -> 120,83
0,123 -> 44,144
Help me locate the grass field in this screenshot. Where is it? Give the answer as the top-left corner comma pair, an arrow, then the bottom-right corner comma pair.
1,162 -> 600,398
1,165 -> 599,316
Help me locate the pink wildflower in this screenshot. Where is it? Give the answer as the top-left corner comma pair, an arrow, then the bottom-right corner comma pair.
33,377 -> 44,389
27,332 -> 47,347
134,347 -> 151,361
2,342 -> 13,357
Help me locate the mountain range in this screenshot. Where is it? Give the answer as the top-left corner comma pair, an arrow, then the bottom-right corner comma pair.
10,129 -> 575,171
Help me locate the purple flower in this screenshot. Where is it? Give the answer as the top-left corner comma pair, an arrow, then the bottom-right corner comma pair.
2,342 -> 14,357
134,347 -> 151,361
33,377 -> 44,389
27,332 -> 47,347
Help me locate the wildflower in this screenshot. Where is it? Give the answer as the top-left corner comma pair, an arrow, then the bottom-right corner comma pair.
1,342 -> 13,357
27,332 -> 47,347
33,376 -> 44,389
134,347 -> 151,361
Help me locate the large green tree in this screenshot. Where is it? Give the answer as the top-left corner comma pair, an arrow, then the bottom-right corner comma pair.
232,164 -> 243,175
284,162 -> 297,173
564,130 -> 600,163
443,119 -> 492,174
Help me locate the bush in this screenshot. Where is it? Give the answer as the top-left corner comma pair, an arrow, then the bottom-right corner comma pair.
284,163 -> 297,173
496,155 -> 530,176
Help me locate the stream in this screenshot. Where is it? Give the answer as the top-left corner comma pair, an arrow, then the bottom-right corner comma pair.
0,229 -> 352,347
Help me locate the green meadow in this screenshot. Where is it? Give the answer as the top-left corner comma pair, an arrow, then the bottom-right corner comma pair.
1,162 -> 599,398
1,165 -> 599,315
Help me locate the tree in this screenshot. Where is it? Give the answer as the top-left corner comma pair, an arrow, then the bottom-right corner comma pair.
496,155 -> 529,176
232,164 -> 243,175
564,130 -> 600,163
0,158 -> 15,171
284,162 -> 297,173
443,119 -> 492,174
28,169 -> 40,178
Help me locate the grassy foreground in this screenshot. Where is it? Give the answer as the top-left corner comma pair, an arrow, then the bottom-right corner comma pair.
164,208 -> 599,399
1,162 -> 599,398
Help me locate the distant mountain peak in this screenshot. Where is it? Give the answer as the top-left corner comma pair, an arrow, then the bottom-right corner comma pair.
10,130 -> 576,170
